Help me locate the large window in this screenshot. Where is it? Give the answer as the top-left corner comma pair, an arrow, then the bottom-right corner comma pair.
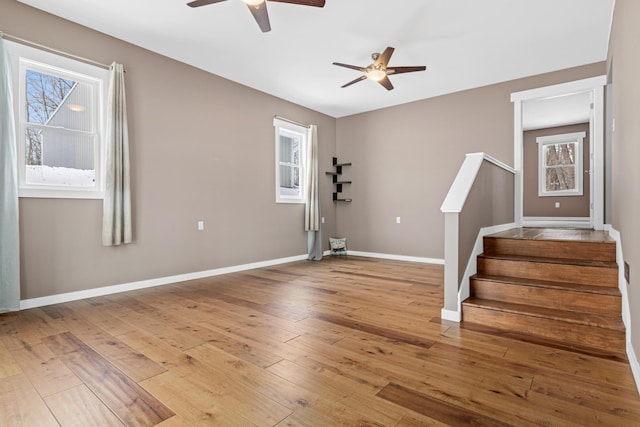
274,118 -> 307,203
6,41 -> 108,199
537,131 -> 586,197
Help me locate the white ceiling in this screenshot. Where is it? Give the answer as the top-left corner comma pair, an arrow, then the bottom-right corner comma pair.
18,0 -> 615,118
522,91 -> 593,131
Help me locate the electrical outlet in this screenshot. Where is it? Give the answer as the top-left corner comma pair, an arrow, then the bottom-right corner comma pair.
555,202 -> 560,208
396,217 -> 401,224
197,221 -> 205,231
321,217 -> 325,224
625,261 -> 630,284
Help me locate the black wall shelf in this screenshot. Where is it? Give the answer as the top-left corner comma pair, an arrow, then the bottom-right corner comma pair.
326,157 -> 352,202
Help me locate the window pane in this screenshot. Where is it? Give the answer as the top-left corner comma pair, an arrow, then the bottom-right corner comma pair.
25,69 -> 93,132
279,164 -> 300,191
25,127 -> 95,187
274,119 -> 306,203
279,135 -> 300,165
545,143 -> 575,166
25,127 -> 43,165
545,166 -> 576,192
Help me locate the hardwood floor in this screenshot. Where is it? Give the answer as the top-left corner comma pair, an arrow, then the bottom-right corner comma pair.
1,256 -> 638,426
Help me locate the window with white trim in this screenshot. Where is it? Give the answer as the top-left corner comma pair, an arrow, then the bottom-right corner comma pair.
537,131 -> 586,197
274,118 -> 307,203
6,41 -> 108,199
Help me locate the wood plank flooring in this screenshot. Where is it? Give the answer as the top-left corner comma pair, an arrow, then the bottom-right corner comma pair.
1,256 -> 638,426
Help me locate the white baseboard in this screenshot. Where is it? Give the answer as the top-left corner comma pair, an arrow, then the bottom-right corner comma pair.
20,254 -> 309,310
441,308 -> 462,322
608,226 -> 640,395
608,227 -> 629,328
522,217 -> 591,228
627,341 -> 640,396
20,251 -> 443,310
346,250 -> 444,265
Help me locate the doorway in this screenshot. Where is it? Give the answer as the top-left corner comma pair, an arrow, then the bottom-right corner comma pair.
511,76 -> 607,230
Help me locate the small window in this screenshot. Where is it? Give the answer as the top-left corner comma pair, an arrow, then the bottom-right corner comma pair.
274,118 -> 307,203
537,132 -> 585,197
6,41 -> 108,199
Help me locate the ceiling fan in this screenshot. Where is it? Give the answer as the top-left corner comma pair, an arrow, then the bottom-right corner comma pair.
333,47 -> 427,90
187,0 -> 326,33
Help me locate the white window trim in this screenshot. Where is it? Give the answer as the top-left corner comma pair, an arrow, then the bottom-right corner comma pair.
537,131 -> 585,197
274,117 -> 307,204
5,40 -> 109,199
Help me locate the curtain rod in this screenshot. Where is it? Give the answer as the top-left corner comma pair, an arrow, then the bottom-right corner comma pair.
274,115 -> 310,129
0,30 -> 117,71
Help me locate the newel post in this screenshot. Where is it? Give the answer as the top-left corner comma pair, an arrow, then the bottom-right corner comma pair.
442,212 -> 461,321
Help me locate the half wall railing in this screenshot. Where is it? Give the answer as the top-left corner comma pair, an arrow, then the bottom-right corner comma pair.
440,152 -> 516,322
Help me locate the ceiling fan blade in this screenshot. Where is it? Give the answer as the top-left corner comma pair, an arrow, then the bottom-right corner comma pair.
378,76 -> 394,91
269,0 -> 326,7
374,47 -> 395,69
333,62 -> 366,72
387,66 -> 427,75
341,75 -> 367,88
187,0 -> 227,7
247,1 -> 271,32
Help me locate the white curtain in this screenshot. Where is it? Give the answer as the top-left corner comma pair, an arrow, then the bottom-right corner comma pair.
305,124 -> 322,260
102,62 -> 132,246
0,39 -> 20,312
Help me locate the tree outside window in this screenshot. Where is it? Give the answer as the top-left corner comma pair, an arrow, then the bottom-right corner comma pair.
25,69 -> 75,166
537,132 -> 586,197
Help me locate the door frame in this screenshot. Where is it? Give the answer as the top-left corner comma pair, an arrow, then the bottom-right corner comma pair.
511,76 -> 607,230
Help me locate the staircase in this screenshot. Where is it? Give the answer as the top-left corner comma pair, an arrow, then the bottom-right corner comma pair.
462,228 -> 626,358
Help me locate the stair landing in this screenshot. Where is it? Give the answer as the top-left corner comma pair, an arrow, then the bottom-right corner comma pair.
487,228 -> 615,243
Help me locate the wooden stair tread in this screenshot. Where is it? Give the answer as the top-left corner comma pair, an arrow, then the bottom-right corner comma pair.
471,274 -> 621,296
463,297 -> 625,331
463,303 -> 626,354
457,320 -> 628,363
478,254 -> 618,287
478,253 -> 617,269
482,235 -> 616,262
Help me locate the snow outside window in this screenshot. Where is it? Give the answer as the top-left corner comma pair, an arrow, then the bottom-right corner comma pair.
537,131 -> 586,197
274,118 -> 307,204
5,41 -> 108,199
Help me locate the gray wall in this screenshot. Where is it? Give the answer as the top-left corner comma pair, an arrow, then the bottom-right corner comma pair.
459,161 -> 514,281
523,123 -> 590,218
2,0 -> 337,300
608,0 -> 640,363
3,0 -> 608,302
335,62 -> 604,260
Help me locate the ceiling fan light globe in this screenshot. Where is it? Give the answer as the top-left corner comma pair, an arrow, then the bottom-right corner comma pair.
242,0 -> 264,5
366,69 -> 386,82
